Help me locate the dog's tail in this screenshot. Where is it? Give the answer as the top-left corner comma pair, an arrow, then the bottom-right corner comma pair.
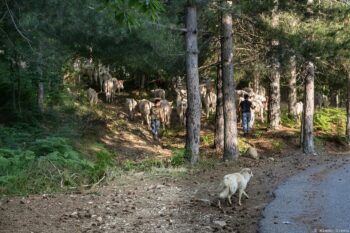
218,180 -> 230,199
219,185 -> 229,199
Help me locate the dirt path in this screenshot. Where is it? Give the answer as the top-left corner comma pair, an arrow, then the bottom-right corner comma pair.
1,153 -> 349,233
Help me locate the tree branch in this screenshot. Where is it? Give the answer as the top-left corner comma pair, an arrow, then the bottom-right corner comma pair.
4,0 -> 34,51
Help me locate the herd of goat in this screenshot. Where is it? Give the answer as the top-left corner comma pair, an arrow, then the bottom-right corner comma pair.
77,59 -> 332,130
86,77 -> 287,130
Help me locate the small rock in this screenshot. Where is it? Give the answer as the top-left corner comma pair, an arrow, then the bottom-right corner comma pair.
245,147 -> 259,160
156,184 -> 165,189
198,199 -> 211,205
213,220 -> 227,227
268,157 -> 275,161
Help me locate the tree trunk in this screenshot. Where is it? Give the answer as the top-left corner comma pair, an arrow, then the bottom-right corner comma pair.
288,54 -> 297,118
347,73 -> 350,145
252,71 -> 260,94
12,79 -> 17,112
302,62 -> 316,155
269,0 -> 281,130
37,46 -> 44,113
37,81 -> 44,113
17,73 -> 21,113
222,0 -> 239,160
214,61 -> 224,151
140,74 -> 145,90
336,91 -> 340,108
185,4 -> 201,165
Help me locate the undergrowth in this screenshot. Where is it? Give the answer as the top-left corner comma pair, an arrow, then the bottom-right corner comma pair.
314,108 -> 346,135
0,129 -> 114,195
121,148 -> 188,172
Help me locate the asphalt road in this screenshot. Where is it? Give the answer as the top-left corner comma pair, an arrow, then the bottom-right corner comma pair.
259,162 -> 350,233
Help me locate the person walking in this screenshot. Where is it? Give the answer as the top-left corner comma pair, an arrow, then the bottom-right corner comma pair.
240,94 -> 254,136
150,98 -> 163,141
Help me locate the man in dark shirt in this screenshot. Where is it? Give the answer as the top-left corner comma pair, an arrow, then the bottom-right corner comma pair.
240,94 -> 253,136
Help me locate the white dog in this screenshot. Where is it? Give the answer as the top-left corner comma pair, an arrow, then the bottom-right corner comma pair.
218,168 -> 253,206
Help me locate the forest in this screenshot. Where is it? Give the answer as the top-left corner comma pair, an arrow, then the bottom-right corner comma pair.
1,0 -> 350,233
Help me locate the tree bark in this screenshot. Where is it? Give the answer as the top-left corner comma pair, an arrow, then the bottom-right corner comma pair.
37,81 -> 44,113
288,54 -> 297,118
252,71 -> 260,94
185,4 -> 201,165
302,62 -> 316,155
269,0 -> 281,130
214,61 -> 224,151
140,74 -> 145,90
37,46 -> 45,113
347,73 -> 350,145
17,73 -> 21,113
222,0 -> 239,160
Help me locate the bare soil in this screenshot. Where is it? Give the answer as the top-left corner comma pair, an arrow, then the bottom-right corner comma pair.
1,102 -> 349,233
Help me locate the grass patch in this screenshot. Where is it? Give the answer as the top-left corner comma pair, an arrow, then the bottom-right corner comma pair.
314,108 -> 346,135
281,110 -> 299,128
0,119 -> 115,196
162,127 -> 182,137
252,129 -> 264,138
0,134 -> 115,195
120,148 -> 188,173
271,139 -> 286,152
201,134 -> 214,146
170,148 -> 188,167
238,138 -> 250,155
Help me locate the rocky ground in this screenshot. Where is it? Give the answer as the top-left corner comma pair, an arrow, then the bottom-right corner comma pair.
1,152 -> 349,233
1,102 -> 349,233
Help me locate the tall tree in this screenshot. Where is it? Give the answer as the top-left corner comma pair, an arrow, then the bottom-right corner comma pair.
302,62 -> 316,155
347,72 -> 350,146
222,0 -> 239,160
345,62 -> 350,146
214,59 -> 224,151
268,0 -> 281,130
37,45 -> 44,113
288,53 -> 297,118
185,2 -> 201,165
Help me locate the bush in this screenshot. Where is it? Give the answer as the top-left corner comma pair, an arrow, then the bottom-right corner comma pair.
0,134 -> 113,195
314,108 -> 346,135
170,149 -> 187,167
122,160 -> 137,171
281,111 -> 299,128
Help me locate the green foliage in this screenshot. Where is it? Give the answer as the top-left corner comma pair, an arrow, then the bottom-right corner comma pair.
122,159 -> 137,171
90,146 -> 114,180
0,140 -> 93,195
119,149 -> 187,172
122,158 -> 164,172
201,134 -> 214,146
281,111 -> 300,128
99,0 -> 164,28
238,138 -> 250,154
138,159 -> 164,170
271,139 -> 286,152
252,129 -> 264,138
314,108 -> 346,135
170,149 -> 187,167
0,127 -> 114,195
